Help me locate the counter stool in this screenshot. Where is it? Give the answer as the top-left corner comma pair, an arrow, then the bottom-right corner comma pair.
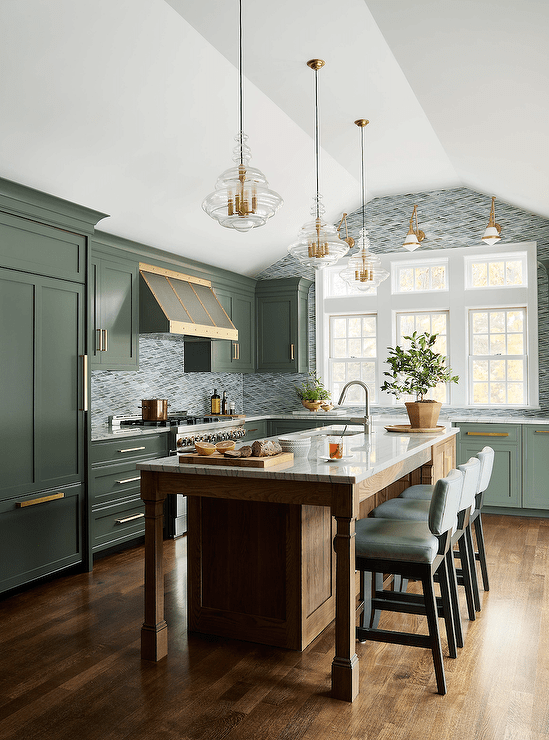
400,446 -> 494,601
369,457 -> 481,633
355,468 -> 463,695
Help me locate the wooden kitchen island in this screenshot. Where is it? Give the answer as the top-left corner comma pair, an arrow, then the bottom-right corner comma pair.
137,421 -> 458,702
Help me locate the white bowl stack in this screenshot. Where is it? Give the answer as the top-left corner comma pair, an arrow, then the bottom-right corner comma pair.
278,435 -> 311,458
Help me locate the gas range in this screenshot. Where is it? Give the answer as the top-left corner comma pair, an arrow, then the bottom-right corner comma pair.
108,413 -> 247,453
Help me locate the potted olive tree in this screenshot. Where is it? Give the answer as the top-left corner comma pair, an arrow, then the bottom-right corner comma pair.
380,331 -> 459,429
294,371 -> 331,411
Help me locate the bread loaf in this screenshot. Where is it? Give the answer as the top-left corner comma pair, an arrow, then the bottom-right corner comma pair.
251,439 -> 282,457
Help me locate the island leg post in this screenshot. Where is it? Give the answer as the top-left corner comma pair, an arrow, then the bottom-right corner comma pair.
140,470 -> 168,661
331,505 -> 360,702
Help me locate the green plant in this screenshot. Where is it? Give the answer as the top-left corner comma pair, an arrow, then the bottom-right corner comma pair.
380,331 -> 459,402
294,372 -> 331,402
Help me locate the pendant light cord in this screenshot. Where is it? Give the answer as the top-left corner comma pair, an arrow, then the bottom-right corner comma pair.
314,67 -> 320,220
238,0 -> 244,166
361,125 -> 366,236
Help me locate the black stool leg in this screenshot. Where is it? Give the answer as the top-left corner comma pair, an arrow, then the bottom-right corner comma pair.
437,554 -> 457,658
473,515 -> 490,591
445,548 -> 463,649
422,572 -> 447,695
456,534 -> 476,621
465,523 -> 481,611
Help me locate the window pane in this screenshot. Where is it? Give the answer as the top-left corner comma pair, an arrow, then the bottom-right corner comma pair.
506,261 -> 522,285
332,318 -> 346,338
333,338 -> 347,357
415,267 -> 429,291
489,262 -> 505,286
507,384 -> 524,404
473,336 -> 489,355
490,312 -> 505,333
507,334 -> 524,355
507,310 -> 524,332
490,334 -> 506,355
348,318 -> 361,337
507,360 -> 523,381
490,360 -> 505,381
400,315 -> 415,337
332,362 -> 346,382
362,316 -> 376,335
473,360 -> 488,381
348,338 -> 361,357
329,314 -> 377,403
473,383 -> 489,403
472,312 -> 488,333
472,263 -> 487,287
432,266 -> 446,290
399,267 -> 413,291
490,383 -> 506,404
362,362 -> 376,382
417,315 -> 431,334
431,314 -> 447,335
363,338 -> 376,357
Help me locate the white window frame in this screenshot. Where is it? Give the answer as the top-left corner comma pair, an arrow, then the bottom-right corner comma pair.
316,242 -> 539,410
391,257 -> 449,294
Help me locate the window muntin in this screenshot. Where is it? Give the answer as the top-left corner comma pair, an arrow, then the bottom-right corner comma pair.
466,253 -> 527,289
469,308 -> 527,405
393,259 -> 447,294
327,269 -> 376,297
396,312 -> 450,403
329,315 -> 377,403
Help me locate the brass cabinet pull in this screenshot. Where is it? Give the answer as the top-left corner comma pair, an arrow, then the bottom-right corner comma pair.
80,354 -> 88,411
115,513 -> 144,525
118,446 -> 146,453
290,343 -> 295,361
102,329 -> 108,352
232,342 -> 238,360
465,432 -> 509,437
116,476 -> 141,484
534,430 -> 549,433
96,328 -> 103,352
16,492 -> 65,508
236,343 -> 240,360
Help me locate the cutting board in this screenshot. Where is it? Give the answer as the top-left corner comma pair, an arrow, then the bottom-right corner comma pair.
178,451 -> 294,468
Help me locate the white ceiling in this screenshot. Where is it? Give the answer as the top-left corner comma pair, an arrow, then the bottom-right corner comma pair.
0,0 -> 546,277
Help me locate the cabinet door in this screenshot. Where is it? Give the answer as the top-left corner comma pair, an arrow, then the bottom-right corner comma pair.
456,424 -> 521,508
230,293 -> 254,372
523,427 -> 549,509
0,269 -> 85,501
91,256 -> 138,370
256,278 -> 311,374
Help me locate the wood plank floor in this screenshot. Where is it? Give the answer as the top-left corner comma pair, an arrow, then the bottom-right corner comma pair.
1,514 -> 548,740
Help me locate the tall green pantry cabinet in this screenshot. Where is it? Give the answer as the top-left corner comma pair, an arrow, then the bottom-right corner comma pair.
0,178 -> 106,594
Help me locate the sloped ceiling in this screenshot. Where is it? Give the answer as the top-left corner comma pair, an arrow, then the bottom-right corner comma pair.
0,0 -> 546,277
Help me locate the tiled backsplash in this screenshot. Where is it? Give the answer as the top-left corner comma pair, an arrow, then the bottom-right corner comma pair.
91,187 -> 549,424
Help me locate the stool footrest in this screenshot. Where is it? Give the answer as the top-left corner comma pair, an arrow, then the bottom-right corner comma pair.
356,626 -> 432,650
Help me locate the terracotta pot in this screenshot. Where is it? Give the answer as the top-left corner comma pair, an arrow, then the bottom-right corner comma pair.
301,400 -> 323,412
405,401 -> 442,429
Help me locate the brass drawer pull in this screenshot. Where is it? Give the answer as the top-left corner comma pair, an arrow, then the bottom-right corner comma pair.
115,513 -> 145,525
465,432 -> 509,437
534,430 -> 549,433
16,492 -> 65,508
290,343 -> 295,361
118,446 -> 146,453
116,476 -> 141,484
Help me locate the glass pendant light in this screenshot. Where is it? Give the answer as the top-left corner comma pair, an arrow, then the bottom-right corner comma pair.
339,119 -> 388,291
202,0 -> 282,231
481,196 -> 502,246
288,60 -> 349,269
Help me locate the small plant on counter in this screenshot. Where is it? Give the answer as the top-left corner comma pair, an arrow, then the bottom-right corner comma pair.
381,331 -> 459,401
294,372 -> 331,402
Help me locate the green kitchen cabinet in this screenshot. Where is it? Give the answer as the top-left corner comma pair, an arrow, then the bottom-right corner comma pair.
0,268 -> 86,502
269,418 -> 332,436
90,251 -> 139,370
90,434 -> 168,554
185,285 -> 255,373
255,277 -> 312,374
456,423 -> 521,508
522,426 -> 549,510
243,419 -> 270,441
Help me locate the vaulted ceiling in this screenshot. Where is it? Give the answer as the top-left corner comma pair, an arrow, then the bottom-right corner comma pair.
0,0 -> 546,276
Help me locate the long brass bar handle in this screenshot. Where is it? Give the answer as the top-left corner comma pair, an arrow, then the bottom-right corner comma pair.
236,343 -> 240,360
80,354 -> 88,411
534,430 -> 549,433
96,328 -> 103,352
16,492 -> 64,508
465,432 -> 509,437
115,513 -> 145,525
116,476 -> 141,484
102,329 -> 108,352
290,343 -> 295,361
232,342 -> 238,360
118,446 -> 146,453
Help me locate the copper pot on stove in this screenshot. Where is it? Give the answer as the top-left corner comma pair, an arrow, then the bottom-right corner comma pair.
140,399 -> 169,421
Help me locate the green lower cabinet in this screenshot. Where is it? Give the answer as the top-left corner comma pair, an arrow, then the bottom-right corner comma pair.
90,434 -> 168,554
243,420 -> 269,441
269,419 -> 333,436
523,426 -> 549,509
0,483 -> 83,593
456,423 -> 522,508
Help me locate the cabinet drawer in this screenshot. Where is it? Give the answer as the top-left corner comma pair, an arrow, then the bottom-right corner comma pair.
0,483 -> 83,593
457,423 -> 520,445
92,499 -> 145,552
91,434 -> 167,464
91,461 -> 145,507
243,420 -> 269,441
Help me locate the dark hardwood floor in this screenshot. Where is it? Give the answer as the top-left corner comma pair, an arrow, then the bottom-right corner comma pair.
1,514 -> 548,740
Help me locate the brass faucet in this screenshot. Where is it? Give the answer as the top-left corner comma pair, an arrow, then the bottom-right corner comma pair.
338,380 -> 373,433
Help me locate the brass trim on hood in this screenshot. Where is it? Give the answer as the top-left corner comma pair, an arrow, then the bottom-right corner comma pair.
139,263 -> 238,341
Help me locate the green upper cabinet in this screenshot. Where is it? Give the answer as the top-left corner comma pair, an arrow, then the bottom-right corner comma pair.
523,426 -> 549,510
255,277 -> 312,374
184,285 -> 255,373
91,251 -> 139,370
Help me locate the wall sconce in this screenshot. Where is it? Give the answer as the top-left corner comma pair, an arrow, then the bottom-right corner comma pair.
336,213 -> 355,249
481,196 -> 502,246
402,205 -> 425,251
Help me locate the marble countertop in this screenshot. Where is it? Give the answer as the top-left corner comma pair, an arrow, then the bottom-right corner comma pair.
136,421 -> 459,485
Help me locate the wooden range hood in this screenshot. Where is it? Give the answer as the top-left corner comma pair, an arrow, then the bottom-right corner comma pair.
139,263 -> 238,341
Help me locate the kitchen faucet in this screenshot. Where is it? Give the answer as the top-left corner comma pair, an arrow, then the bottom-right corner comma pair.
338,380 -> 373,433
